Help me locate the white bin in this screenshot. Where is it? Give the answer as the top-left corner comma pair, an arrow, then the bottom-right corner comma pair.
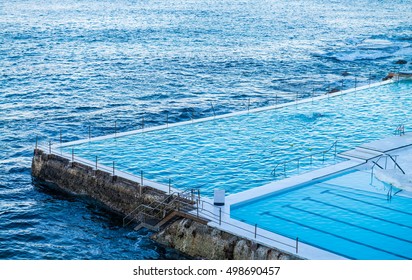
214,189 -> 225,206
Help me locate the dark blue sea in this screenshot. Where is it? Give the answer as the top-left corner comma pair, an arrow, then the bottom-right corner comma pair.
1,0 -> 411,259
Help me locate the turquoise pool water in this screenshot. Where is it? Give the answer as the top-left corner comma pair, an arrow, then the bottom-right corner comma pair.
62,80 -> 412,196
231,169 -> 412,260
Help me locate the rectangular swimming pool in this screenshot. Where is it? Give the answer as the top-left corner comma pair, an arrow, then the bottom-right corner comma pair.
231,168 -> 412,260
60,80 -> 412,197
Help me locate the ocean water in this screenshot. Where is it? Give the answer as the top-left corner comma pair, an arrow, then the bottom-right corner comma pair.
1,0 -> 411,259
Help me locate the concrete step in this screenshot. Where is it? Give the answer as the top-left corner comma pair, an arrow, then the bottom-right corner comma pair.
156,211 -> 179,229
338,147 -> 382,161
360,133 -> 412,153
134,222 -> 159,232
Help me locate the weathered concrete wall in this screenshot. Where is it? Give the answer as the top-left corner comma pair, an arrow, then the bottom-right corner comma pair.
32,149 -> 302,260
32,149 -> 165,216
152,218 -> 302,260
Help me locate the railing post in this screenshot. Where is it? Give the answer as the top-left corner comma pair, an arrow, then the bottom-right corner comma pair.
311,88 -> 314,104
276,94 -> 278,106
394,155 -> 398,170
248,98 -> 250,112
296,237 -> 299,254
254,224 -> 257,239
71,148 -> 74,167
168,178 -> 171,194
322,152 -> 325,163
211,102 -> 216,118
95,156 -> 98,171
112,161 -> 115,177
196,199 -> 199,217
219,208 -> 222,225
141,170 -> 144,187
142,116 -> 145,131
388,185 -> 392,201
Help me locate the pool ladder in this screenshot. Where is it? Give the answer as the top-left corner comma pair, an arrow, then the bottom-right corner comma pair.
395,124 -> 405,136
122,188 -> 206,231
370,154 -> 405,200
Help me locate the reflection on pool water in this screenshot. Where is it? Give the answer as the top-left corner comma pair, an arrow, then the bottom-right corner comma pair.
63,80 -> 412,197
231,168 -> 412,260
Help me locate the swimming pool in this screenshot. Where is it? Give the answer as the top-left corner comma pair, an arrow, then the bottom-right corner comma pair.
231,168 -> 412,260
61,80 -> 412,197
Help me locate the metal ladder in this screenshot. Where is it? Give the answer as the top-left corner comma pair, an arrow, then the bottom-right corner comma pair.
122,188 -> 205,231
370,154 -> 405,200
395,124 -> 405,136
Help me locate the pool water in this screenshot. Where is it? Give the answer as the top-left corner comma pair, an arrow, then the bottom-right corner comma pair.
231,169 -> 412,260
62,80 -> 412,197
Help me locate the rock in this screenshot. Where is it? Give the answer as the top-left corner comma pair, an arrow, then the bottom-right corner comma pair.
395,59 -> 407,65
383,72 -> 395,81
233,240 -> 251,260
328,88 -> 340,94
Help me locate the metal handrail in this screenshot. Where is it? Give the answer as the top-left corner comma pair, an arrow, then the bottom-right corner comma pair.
122,188 -> 197,227
370,154 -> 385,172
386,154 -> 405,174
370,153 -> 405,175
271,140 -> 338,177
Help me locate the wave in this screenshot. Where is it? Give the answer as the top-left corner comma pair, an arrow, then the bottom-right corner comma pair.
326,39 -> 412,62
